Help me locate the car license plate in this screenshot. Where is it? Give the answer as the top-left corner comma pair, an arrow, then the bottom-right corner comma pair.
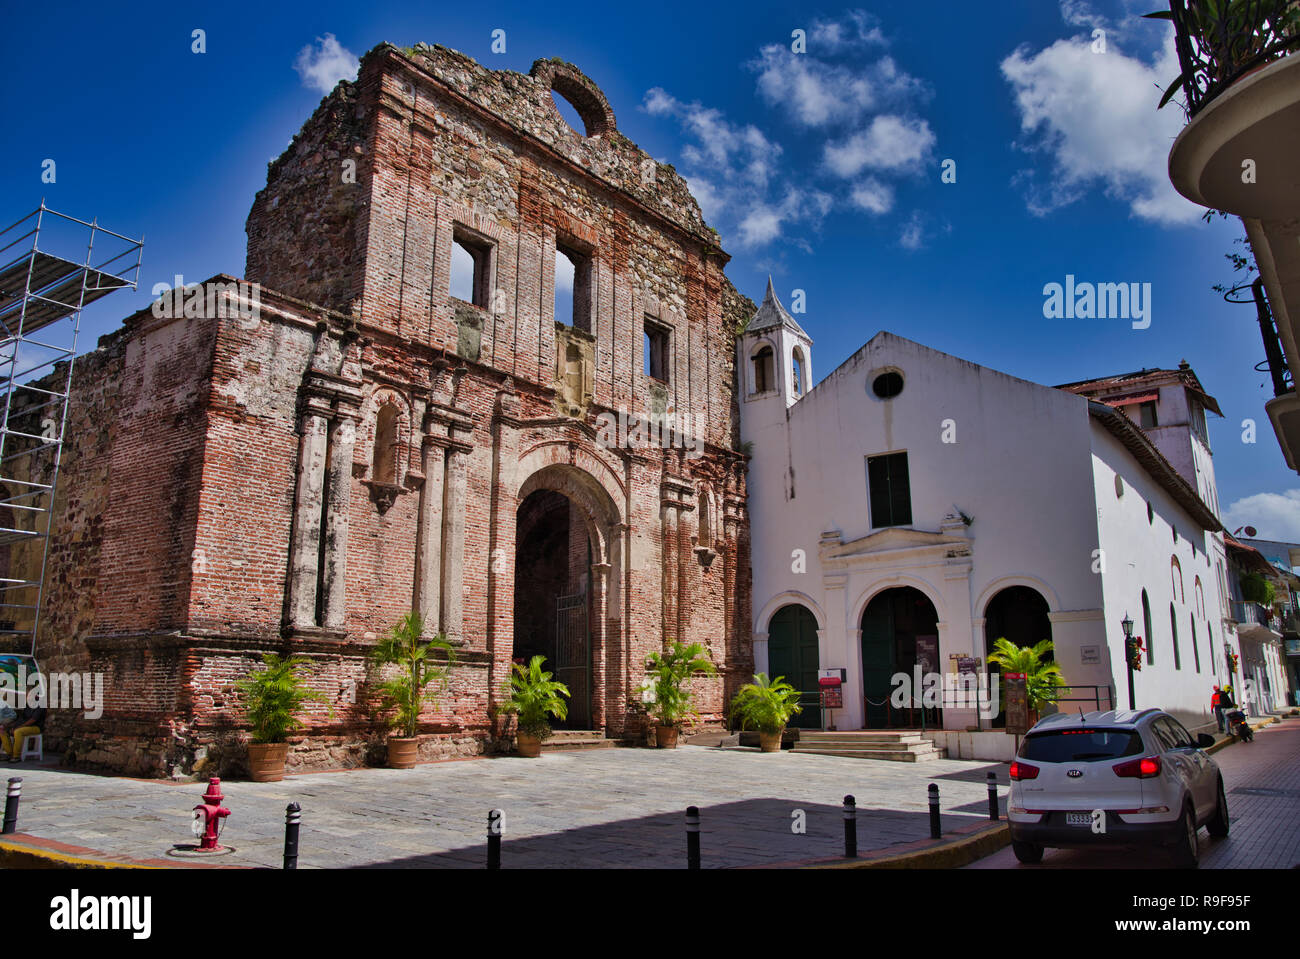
1065,812 -> 1092,827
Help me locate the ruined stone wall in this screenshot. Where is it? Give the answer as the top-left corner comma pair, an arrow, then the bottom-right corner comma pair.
245,82 -> 368,313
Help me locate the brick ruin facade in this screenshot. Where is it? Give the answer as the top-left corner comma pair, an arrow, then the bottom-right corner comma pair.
11,43 -> 755,777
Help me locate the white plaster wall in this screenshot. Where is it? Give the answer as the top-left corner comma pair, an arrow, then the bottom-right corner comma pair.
747,332 -> 1109,731
1090,423 -> 1228,733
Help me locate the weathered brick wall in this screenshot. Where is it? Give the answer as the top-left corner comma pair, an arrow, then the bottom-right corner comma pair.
38,40 -> 754,776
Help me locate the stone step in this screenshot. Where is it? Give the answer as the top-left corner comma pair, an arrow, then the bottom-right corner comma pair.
792,744 -> 944,763
796,731 -> 927,745
540,731 -> 615,752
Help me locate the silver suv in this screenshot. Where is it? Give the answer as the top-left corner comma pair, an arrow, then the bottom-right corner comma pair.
1007,708 -> 1227,868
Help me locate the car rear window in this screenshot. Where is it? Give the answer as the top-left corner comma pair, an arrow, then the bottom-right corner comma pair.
1018,728 -> 1145,763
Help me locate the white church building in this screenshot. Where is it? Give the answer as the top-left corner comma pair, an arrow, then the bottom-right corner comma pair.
740,282 -> 1232,758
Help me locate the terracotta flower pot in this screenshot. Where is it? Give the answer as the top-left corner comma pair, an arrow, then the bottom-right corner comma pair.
387,736 -> 419,769
516,732 -> 543,758
655,724 -> 679,749
247,742 -> 289,782
759,730 -> 783,753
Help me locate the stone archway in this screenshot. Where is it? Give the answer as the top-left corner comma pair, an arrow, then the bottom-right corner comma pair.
860,586 -> 940,729
512,462 -> 622,733
983,585 -> 1053,728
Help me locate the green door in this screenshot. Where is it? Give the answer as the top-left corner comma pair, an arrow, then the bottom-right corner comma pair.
861,595 -> 896,728
767,604 -> 821,730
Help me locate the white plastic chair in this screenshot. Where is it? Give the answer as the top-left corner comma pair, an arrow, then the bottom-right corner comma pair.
19,733 -> 41,762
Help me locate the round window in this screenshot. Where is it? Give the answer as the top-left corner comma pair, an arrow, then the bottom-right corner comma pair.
872,371 -> 904,399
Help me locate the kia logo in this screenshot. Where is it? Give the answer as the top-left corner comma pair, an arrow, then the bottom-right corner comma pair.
1067,769 -> 1083,778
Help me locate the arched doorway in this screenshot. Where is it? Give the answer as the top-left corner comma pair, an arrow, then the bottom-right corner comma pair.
860,587 -> 940,729
515,488 -> 593,728
983,585 -> 1053,728
767,604 -> 820,730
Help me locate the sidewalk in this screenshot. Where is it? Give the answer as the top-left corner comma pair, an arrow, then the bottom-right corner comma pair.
0,745 -> 1014,869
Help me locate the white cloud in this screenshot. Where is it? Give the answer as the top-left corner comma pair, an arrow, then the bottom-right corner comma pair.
849,178 -> 894,215
899,211 -> 926,250
1000,33 -> 1201,225
644,10 -> 936,248
294,34 -> 359,94
750,47 -> 926,129
1223,490 -> 1300,543
824,115 -> 936,177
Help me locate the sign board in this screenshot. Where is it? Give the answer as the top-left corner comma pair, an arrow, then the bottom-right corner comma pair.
819,684 -> 843,709
1004,672 -> 1029,736
915,635 -> 938,674
954,655 -> 980,675
1080,645 -> 1101,665
818,667 -> 847,682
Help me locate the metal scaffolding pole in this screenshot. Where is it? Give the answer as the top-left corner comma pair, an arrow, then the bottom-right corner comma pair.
0,202 -> 142,656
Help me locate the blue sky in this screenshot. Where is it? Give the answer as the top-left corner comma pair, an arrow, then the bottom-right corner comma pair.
3,0 -> 1297,538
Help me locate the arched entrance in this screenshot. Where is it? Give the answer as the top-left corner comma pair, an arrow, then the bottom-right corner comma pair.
512,462 -> 620,732
767,604 -> 820,730
860,587 -> 940,729
983,585 -> 1052,728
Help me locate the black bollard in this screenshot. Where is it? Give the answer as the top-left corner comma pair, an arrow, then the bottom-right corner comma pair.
928,783 -> 941,839
2,778 -> 20,835
685,805 -> 700,870
283,802 -> 301,870
843,794 -> 858,858
487,808 -> 502,870
987,771 -> 999,821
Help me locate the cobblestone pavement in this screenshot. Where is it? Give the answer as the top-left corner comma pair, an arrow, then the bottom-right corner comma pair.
4,746 -> 1010,868
967,717 -> 1300,869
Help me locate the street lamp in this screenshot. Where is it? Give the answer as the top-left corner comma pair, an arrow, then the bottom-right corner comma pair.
1121,612 -> 1136,711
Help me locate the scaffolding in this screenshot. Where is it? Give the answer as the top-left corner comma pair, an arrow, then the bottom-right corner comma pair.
0,203 -> 143,656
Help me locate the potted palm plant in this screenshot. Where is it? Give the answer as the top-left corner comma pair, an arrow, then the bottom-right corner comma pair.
729,673 -> 802,752
496,655 -> 570,757
986,638 -> 1066,723
371,612 -> 454,768
643,641 -> 716,748
235,653 -> 326,782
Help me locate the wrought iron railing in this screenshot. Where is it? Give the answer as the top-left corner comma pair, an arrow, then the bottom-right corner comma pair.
1160,0 -> 1300,117
1232,600 -> 1273,627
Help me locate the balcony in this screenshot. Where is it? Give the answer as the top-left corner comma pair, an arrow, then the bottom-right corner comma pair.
1162,2 -> 1300,472
1233,600 -> 1278,633
1166,1 -> 1300,216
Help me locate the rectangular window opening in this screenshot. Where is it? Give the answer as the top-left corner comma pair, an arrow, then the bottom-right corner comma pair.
867,452 -> 912,528
555,242 -> 592,334
450,228 -> 493,308
644,318 -> 670,383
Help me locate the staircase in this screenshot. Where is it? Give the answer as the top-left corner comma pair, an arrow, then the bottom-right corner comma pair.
791,730 -> 945,763
540,730 -> 616,753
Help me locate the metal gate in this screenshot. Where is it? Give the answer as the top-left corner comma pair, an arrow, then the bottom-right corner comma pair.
555,592 -> 590,728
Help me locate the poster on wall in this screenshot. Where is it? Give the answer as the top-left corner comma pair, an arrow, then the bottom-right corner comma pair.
915,635 -> 938,674
1004,671 -> 1029,735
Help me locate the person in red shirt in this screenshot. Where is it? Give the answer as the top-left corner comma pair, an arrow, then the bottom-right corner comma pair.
1211,686 -> 1224,732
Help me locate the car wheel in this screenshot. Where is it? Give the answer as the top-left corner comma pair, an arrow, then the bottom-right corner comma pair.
1012,840 -> 1044,864
1170,803 -> 1199,869
1207,780 -> 1229,838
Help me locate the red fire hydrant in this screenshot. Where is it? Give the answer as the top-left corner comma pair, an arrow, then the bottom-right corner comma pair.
192,777 -> 231,851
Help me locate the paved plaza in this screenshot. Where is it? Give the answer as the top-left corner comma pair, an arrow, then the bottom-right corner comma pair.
6,745 -> 1010,868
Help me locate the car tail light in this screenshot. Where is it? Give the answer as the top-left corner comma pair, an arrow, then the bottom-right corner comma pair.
1113,756 -> 1161,779
1009,761 -> 1039,781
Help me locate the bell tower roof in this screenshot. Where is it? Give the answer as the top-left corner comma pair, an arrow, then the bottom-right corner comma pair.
748,277 -> 810,341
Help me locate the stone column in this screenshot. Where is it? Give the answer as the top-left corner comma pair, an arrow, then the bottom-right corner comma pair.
286,404 -> 330,628
661,502 -> 678,646
321,415 -> 356,630
441,444 -> 470,643
677,502 -> 693,644
590,560 -> 611,733
415,433 -> 447,635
